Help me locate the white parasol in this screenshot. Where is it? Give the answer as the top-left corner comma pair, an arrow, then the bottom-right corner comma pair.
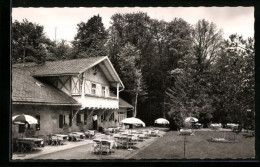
12,114 -> 38,124
184,117 -> 198,123
155,118 -> 170,124
120,117 -> 145,127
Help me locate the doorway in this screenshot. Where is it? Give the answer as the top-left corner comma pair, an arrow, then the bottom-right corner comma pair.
93,114 -> 98,130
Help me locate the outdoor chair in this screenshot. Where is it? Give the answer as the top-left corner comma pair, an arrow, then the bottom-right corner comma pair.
114,138 -> 123,149
92,142 -> 101,154
100,141 -> 111,155
50,135 -> 60,146
37,135 -> 45,147
13,139 -> 26,153
27,142 -> 38,152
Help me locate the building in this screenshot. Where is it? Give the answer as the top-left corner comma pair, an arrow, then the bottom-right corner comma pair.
12,56 -> 133,138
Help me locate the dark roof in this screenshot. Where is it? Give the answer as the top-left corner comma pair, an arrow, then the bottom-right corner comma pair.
119,98 -> 134,109
16,56 -> 106,77
12,67 -> 81,106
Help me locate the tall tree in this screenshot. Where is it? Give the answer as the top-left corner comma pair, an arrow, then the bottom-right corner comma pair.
117,43 -> 146,117
165,19 -> 223,129
72,15 -> 107,58
12,19 -> 52,64
211,34 -> 254,128
191,19 -> 223,73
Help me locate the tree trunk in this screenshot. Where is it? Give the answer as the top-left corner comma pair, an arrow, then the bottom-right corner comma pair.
133,92 -> 139,117
23,47 -> 25,64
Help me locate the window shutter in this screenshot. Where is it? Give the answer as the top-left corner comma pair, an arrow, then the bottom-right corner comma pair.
84,113 -> 87,125
106,86 -> 110,97
36,115 -> 40,131
69,114 -> 72,126
59,115 -> 64,128
19,124 -> 25,133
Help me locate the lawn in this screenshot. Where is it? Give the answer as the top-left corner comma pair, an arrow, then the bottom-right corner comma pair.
130,130 -> 255,159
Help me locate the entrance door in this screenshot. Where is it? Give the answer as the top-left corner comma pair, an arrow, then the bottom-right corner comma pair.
93,115 -> 98,130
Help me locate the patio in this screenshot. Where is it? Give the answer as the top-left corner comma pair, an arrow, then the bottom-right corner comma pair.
12,127 -> 167,160
12,128 -> 254,160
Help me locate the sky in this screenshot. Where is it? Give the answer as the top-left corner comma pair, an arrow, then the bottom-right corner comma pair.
12,7 -> 254,42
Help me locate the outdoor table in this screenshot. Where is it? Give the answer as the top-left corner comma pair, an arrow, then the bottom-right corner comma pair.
84,130 -> 95,139
107,128 -> 115,133
47,134 -> 63,145
179,129 -> 192,136
68,132 -> 85,141
113,135 -> 132,148
53,134 -> 68,144
93,138 -> 117,150
210,123 -> 222,130
227,123 -> 239,129
14,137 -> 43,153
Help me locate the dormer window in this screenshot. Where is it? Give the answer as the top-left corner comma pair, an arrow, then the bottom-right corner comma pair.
91,83 -> 96,95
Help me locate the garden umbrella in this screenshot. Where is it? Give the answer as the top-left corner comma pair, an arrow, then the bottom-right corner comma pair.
155,118 -> 170,124
120,117 -> 145,127
12,114 -> 38,124
184,117 -> 198,123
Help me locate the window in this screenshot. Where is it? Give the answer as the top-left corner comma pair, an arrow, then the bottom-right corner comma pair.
91,83 -> 96,95
102,86 -> 106,97
36,115 -> 40,131
118,111 -> 126,122
76,114 -> 81,126
59,114 -> 68,128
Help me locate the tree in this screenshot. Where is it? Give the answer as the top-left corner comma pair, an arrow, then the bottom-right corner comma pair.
46,39 -> 72,61
165,19 -> 223,129
117,43 -> 146,117
191,19 -> 223,73
12,19 -> 52,64
210,34 -> 254,128
72,15 -> 107,58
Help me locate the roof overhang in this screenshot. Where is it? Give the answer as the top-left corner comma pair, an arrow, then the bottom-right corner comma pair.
32,56 -> 124,89
12,101 -> 82,106
79,56 -> 124,88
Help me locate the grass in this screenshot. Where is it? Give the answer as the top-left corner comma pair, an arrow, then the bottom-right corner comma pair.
130,131 -> 255,159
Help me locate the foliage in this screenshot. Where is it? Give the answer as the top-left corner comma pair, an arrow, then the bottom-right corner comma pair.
117,43 -> 146,117
210,34 -> 254,128
72,15 -> 107,58
12,15 -> 254,130
12,19 -> 52,64
46,39 -> 72,61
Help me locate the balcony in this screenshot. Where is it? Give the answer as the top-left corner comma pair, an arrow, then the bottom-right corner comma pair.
72,94 -> 119,109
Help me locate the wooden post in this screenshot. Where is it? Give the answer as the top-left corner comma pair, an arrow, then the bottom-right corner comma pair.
87,109 -> 95,121
81,77 -> 85,99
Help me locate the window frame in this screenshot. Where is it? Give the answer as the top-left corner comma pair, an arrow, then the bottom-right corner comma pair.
91,83 -> 97,95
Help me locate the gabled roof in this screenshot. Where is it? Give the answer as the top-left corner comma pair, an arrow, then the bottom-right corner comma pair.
119,98 -> 134,109
16,56 -> 124,88
12,67 -> 81,106
32,56 -> 106,76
